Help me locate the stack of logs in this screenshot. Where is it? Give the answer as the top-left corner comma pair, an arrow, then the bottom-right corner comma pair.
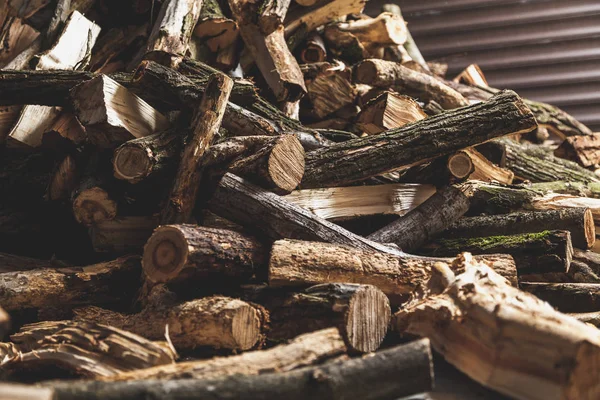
1,0 -> 600,399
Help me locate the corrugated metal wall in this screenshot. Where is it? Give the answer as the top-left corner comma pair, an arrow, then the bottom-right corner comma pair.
366,0 -> 600,131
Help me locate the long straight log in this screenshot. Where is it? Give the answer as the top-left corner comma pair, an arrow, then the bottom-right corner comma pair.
520,282 -> 600,313
300,90 -> 537,188
49,338 -> 433,400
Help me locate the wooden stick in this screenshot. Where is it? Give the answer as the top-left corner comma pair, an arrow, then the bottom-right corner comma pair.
145,0 -> 203,55
161,72 -> 233,224
520,282 -> 600,313
258,0 -> 292,34
49,339 -> 433,400
394,253 -> 600,400
382,4 -> 429,71
74,295 -> 266,351
555,133 -> 600,168
300,32 -> 326,63
367,186 -> 470,252
301,90 -> 537,188
447,148 -> 514,184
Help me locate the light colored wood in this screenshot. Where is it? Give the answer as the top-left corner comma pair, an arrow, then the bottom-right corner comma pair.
0,384 -> 53,400
45,111 -> 87,145
356,91 -> 426,135
447,148 -> 514,184
6,105 -> 60,147
284,183 -> 436,220
71,75 -> 170,148
146,0 -> 203,55
395,253 -> 600,400
0,16 -> 39,68
531,193 -> 600,224
285,0 -> 366,35
453,64 -> 488,87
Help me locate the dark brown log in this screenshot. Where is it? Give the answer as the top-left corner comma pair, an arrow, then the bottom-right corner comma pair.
145,0 -> 203,55
555,133 -> 600,168
43,112 -> 86,147
49,338 -> 433,400
0,16 -> 40,68
89,25 -> 148,73
0,306 -> 9,338
0,255 -> 141,311
520,282 -> 600,313
444,208 -> 595,250
300,90 -> 537,188
0,252 -> 68,273
574,249 -> 600,277
300,31 -> 326,63
43,0 -> 71,48
89,216 -> 158,254
269,239 -> 518,304
367,186 -> 470,252
420,230 -> 573,276
142,225 -> 266,284
161,72 -> 233,224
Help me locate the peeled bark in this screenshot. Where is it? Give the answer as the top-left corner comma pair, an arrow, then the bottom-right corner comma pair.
521,282 -> 600,313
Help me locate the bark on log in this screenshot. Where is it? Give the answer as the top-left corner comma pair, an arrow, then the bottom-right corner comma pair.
142,225 -> 266,284
43,0 -> 72,49
49,338 -> 433,400
100,328 -> 346,382
447,148 -> 514,184
0,255 -> 141,311
555,133 -> 600,168
269,239 -> 518,304
444,208 -> 595,250
74,295 -> 266,351
355,91 -> 426,135
258,0 -> 292,34
300,32 -> 326,63
145,0 -> 203,55
394,253 -> 600,400
194,0 -> 239,52
284,0 -> 366,35
520,282 -> 600,313
301,90 -> 537,188
89,216 -> 158,254
354,59 -> 468,109
420,230 -> 573,275
161,72 -> 233,224
367,186 -> 470,252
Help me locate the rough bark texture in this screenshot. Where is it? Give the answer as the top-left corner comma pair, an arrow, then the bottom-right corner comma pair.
367,186 -> 470,252
395,253 -> 600,400
554,133 -> 600,168
269,239 -> 518,304
161,72 -> 233,224
420,230 -> 573,275
142,225 -> 266,284
301,90 -> 537,188
89,216 -> 158,254
49,339 -> 433,400
520,282 -> 600,313
0,255 -> 141,311
145,0 -> 203,55
444,208 -> 595,250
74,294 -> 266,351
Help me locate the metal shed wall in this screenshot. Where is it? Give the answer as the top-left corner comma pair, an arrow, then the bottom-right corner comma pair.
365,0 -> 600,131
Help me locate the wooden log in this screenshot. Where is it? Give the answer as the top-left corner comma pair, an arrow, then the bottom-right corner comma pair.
258,0 -> 292,34
89,25 -> 148,73
555,133 -> 600,168
367,186 -> 470,252
354,59 -> 468,109
269,239 -> 518,304
453,64 -> 488,87
0,384 -> 52,400
300,90 -> 537,188
0,255 -> 141,311
99,328 -> 346,381
284,183 -> 436,220
0,16 -> 39,68
47,154 -> 78,201
394,253 -> 600,400
43,112 -> 86,146
355,91 -> 426,135
71,75 -> 170,148
142,225 -> 266,284
382,4 -> 429,72
447,148 -> 514,184
194,0 -> 239,52
0,306 -> 9,338
300,32 -> 326,63
284,0 -> 366,35
145,0 -> 203,55
0,252 -> 67,273
1,320 -> 175,378
568,312 -> 600,327
89,216 -> 158,254
302,62 -> 355,118
567,260 -> 600,284
520,282 -> 600,313
420,230 -> 573,276
49,338 -> 433,400
5,104 -> 60,147
74,295 -> 266,351
161,72 -> 233,224
444,208 -> 595,250
574,249 -> 600,277
43,0 -> 72,49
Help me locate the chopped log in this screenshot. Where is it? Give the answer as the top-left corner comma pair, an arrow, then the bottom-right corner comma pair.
301,90 -> 537,188
284,183 -> 436,220
303,62 -> 355,118
0,16 -> 39,68
161,72 -> 233,224
214,41 -> 240,70
367,186 -> 470,252
71,75 -> 170,148
5,104 -> 60,147
447,148 -> 514,184
444,208 -> 595,250
520,282 -> 600,313
208,173 -> 404,255
0,255 -> 141,311
394,253 -> 600,400
382,4 -> 429,71
574,249 -> 600,276
355,91 -> 426,135
142,225 -> 266,284
1,320 -> 175,378
300,31 -> 326,63
74,294 -> 266,351
145,0 -> 203,55
555,133 -> 600,168
43,112 -> 86,146
354,59 -> 468,109
453,64 -> 488,87
0,105 -> 21,143
47,154 -> 78,201
284,0 -> 366,35
194,0 -> 239,52
43,0 -> 72,49
567,260 -> 600,284
269,239 -> 518,304
258,0 -> 292,34
101,327 -> 346,381
89,216 -> 158,254
420,230 -> 573,275
88,25 -> 148,73
49,338 -> 433,400
263,283 -> 390,353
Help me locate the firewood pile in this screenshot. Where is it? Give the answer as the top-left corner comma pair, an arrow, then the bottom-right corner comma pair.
2,0 -> 600,399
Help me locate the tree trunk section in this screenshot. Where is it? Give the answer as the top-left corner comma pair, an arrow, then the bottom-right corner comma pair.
520,282 -> 600,313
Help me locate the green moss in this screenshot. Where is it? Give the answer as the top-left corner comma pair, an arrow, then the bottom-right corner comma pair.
437,230 -> 554,252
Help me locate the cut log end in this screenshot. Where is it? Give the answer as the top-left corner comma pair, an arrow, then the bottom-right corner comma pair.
73,187 -> 117,226
447,152 -> 474,179
301,47 -> 325,64
269,135 -> 306,192
353,61 -> 378,86
113,145 -> 152,182
346,285 -> 390,353
232,302 -> 262,350
584,208 -> 596,249
142,225 -> 189,283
